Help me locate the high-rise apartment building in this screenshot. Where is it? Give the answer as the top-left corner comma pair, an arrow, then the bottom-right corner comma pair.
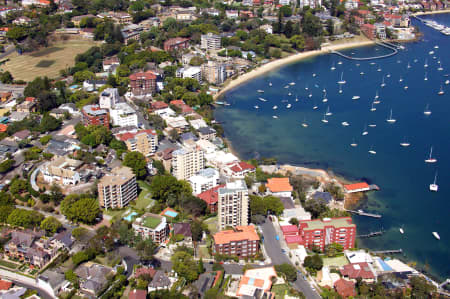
98,166 -> 137,210
201,61 -> 226,84
201,33 -> 221,50
172,146 -> 204,180
218,180 -> 249,230
116,129 -> 158,157
82,104 -> 109,128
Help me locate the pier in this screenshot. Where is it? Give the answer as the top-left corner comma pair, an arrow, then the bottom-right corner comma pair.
372,249 -> 403,254
345,209 -> 382,218
330,41 -> 399,61
357,231 -> 384,238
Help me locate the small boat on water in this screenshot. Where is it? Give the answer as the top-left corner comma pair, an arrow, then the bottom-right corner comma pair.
437,62 -> 443,71
424,104 -> 431,115
400,228 -> 404,234
350,139 -> 358,147
370,62 -> 376,65
254,105 -> 259,109
399,76 -> 403,82
370,103 -> 376,112
289,82 -> 296,85
432,232 -> 440,240
373,99 -> 381,104
272,115 -> 278,119
338,61 -> 343,65
284,85 -> 289,89
424,59 -> 428,68
272,105 -> 278,110
338,85 -> 343,94
407,62 -> 411,69
352,95 -> 360,100
429,50 -> 434,55
377,68 -> 382,72
425,146 -> 437,163
386,74 -> 391,78
386,109 -> 396,123
288,92 -> 292,96
331,62 -> 336,70
368,146 -> 377,155
362,125 -> 368,136
342,121 -> 349,127
259,97 -> 267,102
313,103 -> 318,110
269,82 -> 272,87
325,106 -> 332,116
338,72 -> 346,84
321,114 -> 329,123
434,45 -> 439,49
309,93 -> 312,98
429,171 -> 438,192
360,72 -> 364,75
381,76 -> 386,87
374,90 -> 379,99
301,118 -> 308,127
438,86 -> 444,95
286,104 -> 292,109
322,90 -> 328,103
424,72 -> 428,81
400,137 -> 410,147
445,80 -> 450,85
295,96 -> 299,102
257,89 -> 264,93
404,85 -> 409,90
368,124 -> 376,128
313,73 -> 317,77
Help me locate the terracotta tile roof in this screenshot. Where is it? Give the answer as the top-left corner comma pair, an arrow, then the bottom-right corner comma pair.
151,101 -> 168,110
197,184 -> 224,205
227,161 -> 256,173
213,225 -> 259,245
0,280 -> 12,290
285,235 -> 303,244
343,182 -> 369,191
129,289 -> 147,299
116,129 -> 156,141
334,279 -> 356,298
25,97 -> 35,102
135,267 -> 157,279
266,177 -> 293,193
340,262 -> 375,279
170,100 -> 185,106
129,71 -> 157,81
0,124 -> 8,132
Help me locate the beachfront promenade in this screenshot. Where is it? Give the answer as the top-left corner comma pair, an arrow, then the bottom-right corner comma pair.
330,41 -> 399,61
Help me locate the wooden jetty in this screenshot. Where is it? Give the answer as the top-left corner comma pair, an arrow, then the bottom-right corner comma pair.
345,209 -> 382,218
357,231 -> 384,238
372,249 -> 403,254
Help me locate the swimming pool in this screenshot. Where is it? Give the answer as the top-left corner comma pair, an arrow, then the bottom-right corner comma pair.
123,212 -> 138,222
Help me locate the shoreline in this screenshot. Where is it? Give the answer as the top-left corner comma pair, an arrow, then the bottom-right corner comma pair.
214,38 -> 375,100
412,9 -> 450,16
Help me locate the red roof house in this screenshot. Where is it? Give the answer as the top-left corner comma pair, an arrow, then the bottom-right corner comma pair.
0,280 -> 12,291
334,279 -> 356,298
340,262 -> 376,280
280,225 -> 299,236
224,161 -> 256,178
129,289 -> 147,299
197,184 -> 225,213
343,182 -> 370,193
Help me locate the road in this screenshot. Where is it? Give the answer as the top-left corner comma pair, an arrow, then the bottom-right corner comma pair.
0,45 -> 16,60
260,219 -> 322,299
0,269 -> 54,299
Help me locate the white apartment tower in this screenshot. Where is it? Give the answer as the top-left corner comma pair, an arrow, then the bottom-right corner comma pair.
99,88 -> 120,109
201,33 -> 222,50
172,146 -> 205,180
218,180 -> 249,230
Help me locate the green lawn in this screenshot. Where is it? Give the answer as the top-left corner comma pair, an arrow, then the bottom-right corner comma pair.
136,180 -> 155,210
204,216 -> 218,234
272,284 -> 290,299
0,259 -> 19,269
143,215 -> 161,229
104,208 -> 128,219
198,245 -> 211,259
322,255 -> 349,267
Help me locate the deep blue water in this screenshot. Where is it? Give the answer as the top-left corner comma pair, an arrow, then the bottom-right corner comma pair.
216,14 -> 450,280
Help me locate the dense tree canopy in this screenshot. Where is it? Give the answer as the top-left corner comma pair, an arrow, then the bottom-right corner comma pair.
61,195 -> 100,224
171,251 -> 199,282
123,151 -> 148,179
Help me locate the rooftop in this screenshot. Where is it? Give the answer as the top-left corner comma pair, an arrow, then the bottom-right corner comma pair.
142,214 -> 163,229
99,166 -> 135,186
266,177 -> 293,193
82,104 -> 108,116
213,225 -> 259,245
197,184 -> 224,205
300,217 -> 355,230
343,182 -> 370,191
218,180 -> 247,195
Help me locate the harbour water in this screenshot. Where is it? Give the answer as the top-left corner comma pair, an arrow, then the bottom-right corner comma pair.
216,14 -> 450,280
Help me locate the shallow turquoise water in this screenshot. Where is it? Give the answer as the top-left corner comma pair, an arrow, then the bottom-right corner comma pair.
216,14 -> 450,280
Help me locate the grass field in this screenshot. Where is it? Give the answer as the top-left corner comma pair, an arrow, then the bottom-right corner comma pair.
0,259 -> 19,269
322,255 -> 349,267
272,284 -> 290,298
1,39 -> 99,82
204,216 -> 218,234
137,180 -> 155,210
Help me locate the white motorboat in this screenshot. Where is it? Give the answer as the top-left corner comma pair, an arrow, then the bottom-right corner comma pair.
404,85 -> 409,90
373,99 -> 381,104
295,97 -> 299,102
362,125 -> 368,136
286,104 -> 292,109
425,146 -> 437,163
424,72 -> 428,81
309,93 -> 312,98
437,62 -> 443,71
407,62 -> 411,69
399,76 -> 403,82
424,59 -> 428,68
342,121 -> 349,127
381,76 -> 386,87
312,73 -> 317,77
272,105 -> 278,110
399,227 -> 404,234
322,91 -> 328,103
424,104 -> 431,115
259,97 -> 267,102
374,90 -> 379,99
284,85 -> 289,89
350,139 -> 358,147
254,105 -> 259,109
434,45 -> 439,49
360,72 -> 364,75
438,86 -> 444,95
301,118 -> 308,127
289,82 -> 296,85
288,92 -> 292,96
269,82 -> 272,87
325,106 -> 332,116
377,68 -> 382,72
338,85 -> 343,94
368,146 -> 377,155
313,104 -> 318,110
331,62 -> 336,70
321,114 -> 328,123
257,89 -> 264,93
386,74 -> 391,78
338,72 -> 346,84
272,115 -> 278,119
370,103 -> 376,112
400,137 -> 410,147
429,172 -> 438,192
338,61 -> 343,65
368,124 -> 376,128
429,50 -> 434,55
432,232 -> 440,240
352,96 -> 360,100
386,109 -> 396,123
445,80 -> 449,85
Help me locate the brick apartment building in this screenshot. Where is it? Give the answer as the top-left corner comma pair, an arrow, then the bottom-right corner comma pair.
298,217 -> 356,251
82,104 -> 109,128
129,71 -> 157,95
115,129 -> 158,157
213,225 -> 260,257
163,37 -> 189,51
132,213 -> 170,244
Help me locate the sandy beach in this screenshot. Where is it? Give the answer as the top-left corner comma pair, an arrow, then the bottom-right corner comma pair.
413,9 -> 450,16
215,37 -> 375,99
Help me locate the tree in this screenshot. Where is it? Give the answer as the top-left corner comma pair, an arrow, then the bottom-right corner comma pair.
325,243 -> 343,257
289,218 -> 299,226
410,276 -> 436,298
171,251 -> 199,282
0,159 -> 14,173
149,175 -> 191,202
0,205 -> 14,223
191,220 -> 204,242
65,270 -> 78,284
279,5 -> 292,17
302,12 -> 323,37
72,227 -> 88,240
136,238 -> 157,263
61,196 -> 100,224
7,209 -> 44,228
275,263 -> 297,282
40,216 -> 62,234
303,254 -> 323,273
304,198 -> 327,219
72,251 -> 90,266
123,151 -> 147,179
198,257 -> 205,274
0,71 -> 13,84
39,114 -> 62,133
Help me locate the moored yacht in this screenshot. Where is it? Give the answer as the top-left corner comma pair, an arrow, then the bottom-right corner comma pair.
425,146 -> 437,163
429,172 -> 438,192
386,109 -> 396,123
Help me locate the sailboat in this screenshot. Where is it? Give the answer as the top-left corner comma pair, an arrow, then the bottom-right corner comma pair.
338,72 -> 346,84
272,105 -> 278,110
432,232 -> 440,240
321,114 -> 328,123
362,125 -> 368,136
308,92 -> 312,98
254,105 -> 259,109
325,106 -> 332,116
399,76 -> 403,82
425,146 -> 437,163
429,171 -> 438,192
272,115 -> 278,119
370,103 -> 376,112
377,67 -> 382,72
424,72 -> 428,81
352,95 -> 360,100
386,74 -> 391,78
301,118 -> 308,127
257,89 -> 264,93
338,84 -> 343,94
330,62 -> 336,71
445,80 -> 450,85
424,104 -> 431,115
437,62 -> 443,71
386,109 -> 396,123
400,137 -> 410,147
368,145 -> 377,155
337,61 -> 342,65
288,92 -> 292,96
380,76 -> 386,87
259,98 -> 267,102
424,59 -> 428,68
289,82 -> 296,86
350,139 -> 357,147
295,96 -> 299,102
407,62 -> 411,69
404,85 -> 409,90
312,73 -> 317,77
368,124 -> 376,128
438,86 -> 444,95
374,90 -> 379,99
286,103 -> 292,109
341,121 -> 349,127
360,71 -> 365,75
269,82 -> 272,87
312,102 -> 318,110
400,227 -> 404,234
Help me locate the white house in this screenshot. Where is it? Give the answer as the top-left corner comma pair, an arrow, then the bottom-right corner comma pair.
99,88 -> 120,109
177,67 -> 202,83
188,168 -> 220,195
225,10 -> 239,19
109,102 -> 138,127
223,161 -> 256,178
41,156 -> 83,185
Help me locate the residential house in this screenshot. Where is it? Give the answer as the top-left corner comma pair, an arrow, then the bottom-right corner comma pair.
41,156 -> 83,185
361,23 -> 376,40
225,10 -> 239,19
44,139 -> 78,156
340,262 -> 376,281
236,267 -> 277,298
148,271 -> 172,292
343,182 -> 370,193
75,263 -> 115,296
223,161 -> 256,178
172,223 -> 192,243
129,289 -> 147,299
175,10 -> 196,21
98,166 -> 137,210
169,99 -> 195,116
213,225 -> 260,257
12,129 -> 31,142
83,79 -> 107,91
71,14 -> 96,27
176,66 -> 202,83
260,24 -> 273,34
188,168 -> 220,195
13,16 -> 31,25
103,57 -> 120,73
132,213 -> 170,244
197,126 -> 216,141
201,33 -> 222,50
266,177 -> 293,197
334,279 -> 357,298
49,108 -> 67,119
121,24 -> 144,45
197,184 -> 223,213
150,101 -> 169,112
115,129 -> 158,156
